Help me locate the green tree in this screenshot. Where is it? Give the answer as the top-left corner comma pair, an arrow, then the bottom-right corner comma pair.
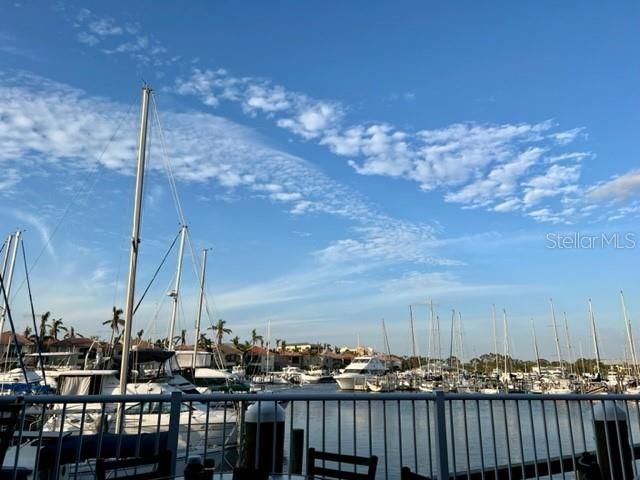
198,333 -> 212,349
209,319 -> 232,345
49,318 -> 67,340
136,329 -> 144,341
251,329 -> 263,346
103,306 -> 124,348
231,336 -> 241,349
64,326 -> 81,339
38,312 -> 50,343
23,326 -> 32,338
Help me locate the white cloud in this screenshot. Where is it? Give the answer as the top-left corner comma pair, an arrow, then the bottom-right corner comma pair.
64,9 -> 640,224
522,164 -> 581,207
11,210 -> 56,260
88,18 -> 123,36
589,169 -> 640,202
0,71 -> 445,268
493,198 -> 522,213
170,67 -> 604,222
70,9 -> 171,67
551,128 -> 584,145
76,32 -> 99,46
444,147 -> 544,207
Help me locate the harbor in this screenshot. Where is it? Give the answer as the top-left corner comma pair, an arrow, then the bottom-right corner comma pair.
2,2 -> 640,478
3,386 -> 640,479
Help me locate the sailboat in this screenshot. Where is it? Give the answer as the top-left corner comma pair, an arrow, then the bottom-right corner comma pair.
3,86 -> 238,475
366,320 -> 397,392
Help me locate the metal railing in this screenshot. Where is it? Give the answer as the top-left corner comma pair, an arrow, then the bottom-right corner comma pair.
2,391 -> 640,479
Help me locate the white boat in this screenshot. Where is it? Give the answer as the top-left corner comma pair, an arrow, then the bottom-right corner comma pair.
366,373 -> 397,392
334,356 -> 387,391
300,367 -> 334,384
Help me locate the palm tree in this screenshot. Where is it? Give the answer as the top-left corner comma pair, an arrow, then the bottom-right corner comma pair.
231,336 -> 241,349
103,306 -> 124,348
251,329 -> 263,347
23,326 -> 32,338
63,326 -> 78,339
209,319 -> 232,345
281,340 -> 287,352
38,312 -> 50,343
198,333 -> 211,350
136,329 -> 144,341
49,318 -> 67,340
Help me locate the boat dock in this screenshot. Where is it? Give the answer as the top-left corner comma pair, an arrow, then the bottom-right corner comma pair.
1,390 -> 640,479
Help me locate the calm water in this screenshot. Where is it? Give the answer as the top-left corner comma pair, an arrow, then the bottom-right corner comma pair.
275,383 -> 640,479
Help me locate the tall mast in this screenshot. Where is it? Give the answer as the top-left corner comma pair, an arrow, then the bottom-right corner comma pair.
492,304 -> 498,375
0,235 -> 12,280
118,85 -> 151,400
549,299 -> 564,373
427,300 -> 434,372
503,309 -> 510,376
167,224 -> 188,350
0,231 -> 20,336
588,299 -> 601,375
563,312 -> 575,376
620,291 -> 639,378
531,319 -> 541,375
435,314 -> 442,376
192,248 -> 208,371
409,305 -> 421,370
449,309 -> 455,371
0,233 -> 14,336
457,311 -> 464,375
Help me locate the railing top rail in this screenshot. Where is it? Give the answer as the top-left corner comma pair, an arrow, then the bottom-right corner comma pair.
2,391 -> 640,405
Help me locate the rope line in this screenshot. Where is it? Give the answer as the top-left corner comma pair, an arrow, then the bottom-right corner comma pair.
133,228 -> 181,316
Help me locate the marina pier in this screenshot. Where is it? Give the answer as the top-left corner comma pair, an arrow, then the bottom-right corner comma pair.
2,389 -> 640,479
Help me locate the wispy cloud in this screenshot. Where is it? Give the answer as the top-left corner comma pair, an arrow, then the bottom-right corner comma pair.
0,71 -> 446,268
589,169 -> 640,202
0,32 -> 37,60
61,7 -> 639,225
70,8 -> 173,67
10,210 -> 56,260
173,68 -> 595,223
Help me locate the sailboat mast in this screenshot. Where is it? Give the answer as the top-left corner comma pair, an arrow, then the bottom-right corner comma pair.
563,312 -> 575,376
167,224 -> 188,350
436,314 -> 442,376
0,231 -> 20,338
118,85 -> 151,400
192,248 -> 208,371
492,304 -> 498,375
409,305 -> 421,370
457,311 -> 464,373
503,309 -> 510,376
531,319 -> 541,375
449,309 -> 455,371
427,300 -> 434,373
620,291 -> 639,378
549,299 -> 564,373
0,234 -> 12,280
588,299 -> 601,375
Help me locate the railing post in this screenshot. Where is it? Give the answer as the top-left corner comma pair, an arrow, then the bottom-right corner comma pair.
435,391 -> 449,480
168,391 -> 183,478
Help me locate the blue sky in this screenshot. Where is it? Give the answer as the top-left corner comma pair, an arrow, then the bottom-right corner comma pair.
1,1 -> 640,360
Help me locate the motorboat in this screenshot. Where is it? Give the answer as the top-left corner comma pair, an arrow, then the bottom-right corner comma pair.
334,356 -> 387,391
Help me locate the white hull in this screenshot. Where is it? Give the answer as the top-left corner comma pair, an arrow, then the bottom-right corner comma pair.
335,374 -> 372,391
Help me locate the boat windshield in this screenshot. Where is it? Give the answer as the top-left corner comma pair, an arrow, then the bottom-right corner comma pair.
125,401 -> 192,415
